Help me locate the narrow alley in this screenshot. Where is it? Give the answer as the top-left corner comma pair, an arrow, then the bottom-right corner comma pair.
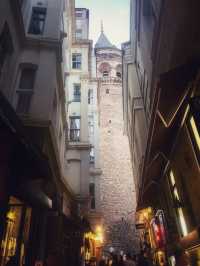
0,0 -> 200,266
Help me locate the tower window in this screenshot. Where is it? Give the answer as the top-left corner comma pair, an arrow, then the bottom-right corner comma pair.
103,71 -> 109,77
116,72 -> 121,78
90,147 -> 95,163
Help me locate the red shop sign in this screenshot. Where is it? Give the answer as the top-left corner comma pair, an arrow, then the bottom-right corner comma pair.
151,210 -> 167,249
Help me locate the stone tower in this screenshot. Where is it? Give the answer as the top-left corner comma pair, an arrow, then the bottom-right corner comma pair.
95,29 -> 136,253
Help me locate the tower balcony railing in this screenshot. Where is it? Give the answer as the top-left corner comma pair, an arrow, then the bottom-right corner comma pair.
99,77 -> 122,84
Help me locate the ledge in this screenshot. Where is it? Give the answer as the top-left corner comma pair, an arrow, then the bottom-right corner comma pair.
68,142 -> 91,150
89,167 -> 102,176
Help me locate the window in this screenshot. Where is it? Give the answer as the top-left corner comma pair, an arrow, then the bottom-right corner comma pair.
28,7 -> 47,35
16,68 -> 36,114
116,72 -> 121,78
143,0 -> 153,17
75,12 -> 82,17
169,170 -> 188,237
0,23 -> 14,77
88,89 -> 94,104
187,97 -> 200,162
116,65 -> 122,79
72,53 -> 81,69
75,29 -> 82,39
189,116 -> 200,151
73,84 -> 81,102
88,115 -> 94,135
103,71 -> 109,77
90,147 -> 95,163
69,117 -> 80,141
106,89 -> 109,94
89,183 -> 95,209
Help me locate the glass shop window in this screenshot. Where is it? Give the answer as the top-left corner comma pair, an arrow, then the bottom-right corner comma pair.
0,197 -> 32,266
187,97 -> 200,162
168,170 -> 188,237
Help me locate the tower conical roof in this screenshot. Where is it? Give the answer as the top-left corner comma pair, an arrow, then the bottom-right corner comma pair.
95,22 -> 116,49
95,32 -> 115,49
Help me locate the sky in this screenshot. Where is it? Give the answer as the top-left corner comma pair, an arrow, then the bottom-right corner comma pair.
75,0 -> 130,48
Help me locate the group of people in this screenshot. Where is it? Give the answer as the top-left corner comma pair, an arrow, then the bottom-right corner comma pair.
96,250 -> 151,266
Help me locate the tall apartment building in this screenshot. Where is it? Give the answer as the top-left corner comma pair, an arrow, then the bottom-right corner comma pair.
0,1 -> 85,265
65,7 -> 104,260
123,0 -> 200,265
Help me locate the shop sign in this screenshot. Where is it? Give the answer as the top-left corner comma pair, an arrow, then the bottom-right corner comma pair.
151,210 -> 167,248
35,261 -> 43,266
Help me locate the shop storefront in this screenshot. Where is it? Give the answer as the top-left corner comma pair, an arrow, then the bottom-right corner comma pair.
0,92 -> 53,266
0,197 -> 31,266
150,210 -> 168,266
136,208 -> 169,266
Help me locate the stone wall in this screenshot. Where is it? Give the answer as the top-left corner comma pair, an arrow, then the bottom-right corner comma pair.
98,79 -> 137,252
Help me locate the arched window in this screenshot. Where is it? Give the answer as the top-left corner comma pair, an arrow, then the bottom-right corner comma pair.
103,71 -> 109,77
116,64 -> 122,79
99,62 -> 111,78
116,72 -> 121,78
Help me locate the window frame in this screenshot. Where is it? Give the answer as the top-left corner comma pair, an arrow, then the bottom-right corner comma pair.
28,7 -> 47,35
73,84 -> 81,102
116,72 -> 122,78
88,89 -> 94,104
89,182 -> 95,210
72,53 -> 82,70
168,170 -> 188,237
69,116 -> 81,142
187,97 -> 200,163
0,23 -> 14,77
75,28 -> 83,39
16,64 -> 37,114
103,71 -> 109,77
90,147 -> 95,163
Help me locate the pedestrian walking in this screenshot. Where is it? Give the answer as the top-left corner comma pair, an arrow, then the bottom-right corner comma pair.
118,255 -> 124,266
99,256 -> 106,266
137,251 -> 149,266
124,253 -> 136,266
5,256 -> 18,266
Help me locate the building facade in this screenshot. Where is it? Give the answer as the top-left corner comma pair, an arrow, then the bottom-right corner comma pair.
123,0 -> 200,265
65,6 -> 104,261
95,29 -> 137,253
0,0 -> 84,265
